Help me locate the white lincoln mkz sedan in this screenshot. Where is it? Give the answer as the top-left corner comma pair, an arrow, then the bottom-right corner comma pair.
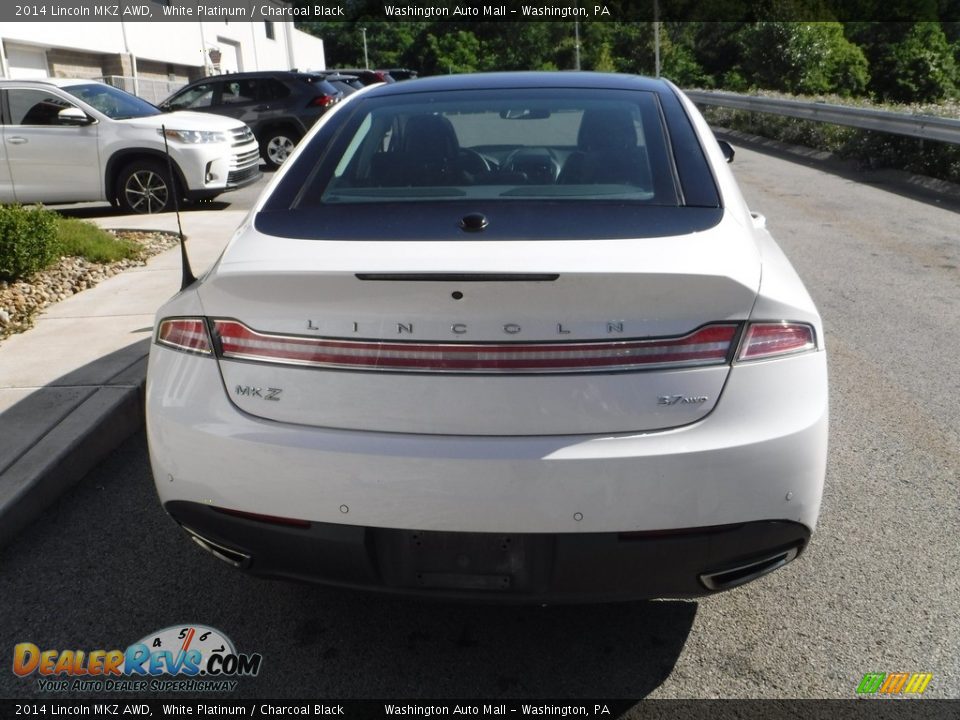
147,72 -> 828,602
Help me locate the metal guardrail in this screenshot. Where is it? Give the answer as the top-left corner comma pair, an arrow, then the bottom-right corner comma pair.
685,90 -> 960,145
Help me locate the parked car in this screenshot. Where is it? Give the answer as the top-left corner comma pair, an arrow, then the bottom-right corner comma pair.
325,68 -> 395,86
317,74 -> 364,96
381,68 -> 418,81
159,71 -> 342,169
0,78 -> 260,213
147,72 -> 828,602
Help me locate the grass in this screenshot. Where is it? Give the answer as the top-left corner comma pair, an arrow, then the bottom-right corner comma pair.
55,216 -> 142,264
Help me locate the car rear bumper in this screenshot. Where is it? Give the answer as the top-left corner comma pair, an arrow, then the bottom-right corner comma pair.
148,344 -> 827,534
165,500 -> 810,601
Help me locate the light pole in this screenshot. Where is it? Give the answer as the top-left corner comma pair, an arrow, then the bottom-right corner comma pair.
653,0 -> 661,78
574,21 -> 581,71
361,27 -> 369,69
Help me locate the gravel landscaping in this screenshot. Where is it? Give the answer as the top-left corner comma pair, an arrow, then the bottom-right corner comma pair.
0,229 -> 179,343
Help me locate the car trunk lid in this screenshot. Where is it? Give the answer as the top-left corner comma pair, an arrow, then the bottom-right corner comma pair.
197,216 -> 759,435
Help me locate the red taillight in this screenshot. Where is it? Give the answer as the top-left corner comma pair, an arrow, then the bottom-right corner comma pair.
156,318 -> 212,355
308,94 -> 335,108
738,322 -> 816,361
212,320 -> 737,374
212,506 -> 311,529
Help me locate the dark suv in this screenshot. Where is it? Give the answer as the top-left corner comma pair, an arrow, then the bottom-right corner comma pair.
160,71 -> 342,169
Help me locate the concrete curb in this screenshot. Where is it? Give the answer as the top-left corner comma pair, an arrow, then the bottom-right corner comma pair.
0,361 -> 147,549
0,208 -> 245,551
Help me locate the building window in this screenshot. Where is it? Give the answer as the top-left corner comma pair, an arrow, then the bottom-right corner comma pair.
265,21 -> 276,40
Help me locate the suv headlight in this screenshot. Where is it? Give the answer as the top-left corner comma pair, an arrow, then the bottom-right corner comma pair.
159,128 -> 226,144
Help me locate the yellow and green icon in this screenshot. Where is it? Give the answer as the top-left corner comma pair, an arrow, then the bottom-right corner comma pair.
856,672 -> 932,696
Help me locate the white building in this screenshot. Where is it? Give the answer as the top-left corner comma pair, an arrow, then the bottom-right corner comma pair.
0,9 -> 325,102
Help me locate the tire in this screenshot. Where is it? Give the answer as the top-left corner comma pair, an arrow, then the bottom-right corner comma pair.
261,129 -> 300,170
117,161 -> 175,214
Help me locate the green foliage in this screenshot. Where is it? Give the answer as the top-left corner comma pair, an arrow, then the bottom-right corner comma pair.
0,205 -> 59,281
56,218 -> 141,264
737,22 -> 869,96
660,24 -> 711,87
884,22 -> 958,102
848,21 -> 958,102
297,20 -> 960,104
424,30 -> 481,74
592,43 -> 617,73
0,207 -> 146,281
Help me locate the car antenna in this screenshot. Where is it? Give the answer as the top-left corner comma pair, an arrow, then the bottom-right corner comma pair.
160,123 -> 197,290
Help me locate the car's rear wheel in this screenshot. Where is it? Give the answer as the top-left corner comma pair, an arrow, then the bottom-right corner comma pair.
117,161 -> 175,214
261,129 -> 300,170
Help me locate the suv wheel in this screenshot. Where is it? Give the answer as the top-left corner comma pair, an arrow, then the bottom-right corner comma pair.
262,129 -> 300,170
118,161 -> 175,214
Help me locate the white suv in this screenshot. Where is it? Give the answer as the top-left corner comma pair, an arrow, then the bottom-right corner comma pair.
0,79 -> 260,213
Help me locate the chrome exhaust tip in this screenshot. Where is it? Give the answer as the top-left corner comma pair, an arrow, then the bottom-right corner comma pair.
182,525 -> 251,569
699,545 -> 800,591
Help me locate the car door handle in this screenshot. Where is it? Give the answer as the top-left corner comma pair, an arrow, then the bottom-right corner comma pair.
6,137 -> 28,144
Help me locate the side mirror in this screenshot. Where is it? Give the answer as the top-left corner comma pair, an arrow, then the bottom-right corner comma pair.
717,139 -> 735,164
58,107 -> 95,126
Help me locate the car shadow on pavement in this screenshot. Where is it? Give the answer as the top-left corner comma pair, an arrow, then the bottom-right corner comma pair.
0,340 -> 150,548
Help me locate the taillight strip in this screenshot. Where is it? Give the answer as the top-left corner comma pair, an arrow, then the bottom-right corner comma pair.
212,320 -> 738,374
738,322 -> 816,361
156,318 -> 212,355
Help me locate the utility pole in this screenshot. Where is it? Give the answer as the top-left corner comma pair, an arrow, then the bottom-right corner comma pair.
361,27 -> 369,69
653,0 -> 661,78
574,21 -> 581,71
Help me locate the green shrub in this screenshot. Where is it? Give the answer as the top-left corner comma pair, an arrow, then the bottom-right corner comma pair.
0,205 -> 60,281
737,22 -> 870,97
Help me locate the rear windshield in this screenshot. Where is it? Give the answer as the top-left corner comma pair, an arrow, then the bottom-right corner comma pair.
257,86 -> 723,241
301,76 -> 340,95
290,89 -> 690,207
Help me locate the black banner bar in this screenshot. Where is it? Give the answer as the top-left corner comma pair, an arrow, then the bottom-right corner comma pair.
1,1 -> 958,23
1,700 -> 959,720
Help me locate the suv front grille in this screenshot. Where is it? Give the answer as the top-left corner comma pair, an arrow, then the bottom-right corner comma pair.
230,126 -> 256,147
231,147 -> 261,169
227,164 -> 260,186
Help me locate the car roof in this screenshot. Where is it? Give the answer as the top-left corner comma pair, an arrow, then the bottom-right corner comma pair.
182,71 -> 308,83
0,77 -> 106,88
361,71 -> 671,98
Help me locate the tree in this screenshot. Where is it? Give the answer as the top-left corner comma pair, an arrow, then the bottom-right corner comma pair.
738,22 -> 870,96
882,22 -> 958,102
422,30 -> 481,75
848,21 -> 958,102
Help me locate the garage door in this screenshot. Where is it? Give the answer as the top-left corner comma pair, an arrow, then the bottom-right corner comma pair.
5,44 -> 49,79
